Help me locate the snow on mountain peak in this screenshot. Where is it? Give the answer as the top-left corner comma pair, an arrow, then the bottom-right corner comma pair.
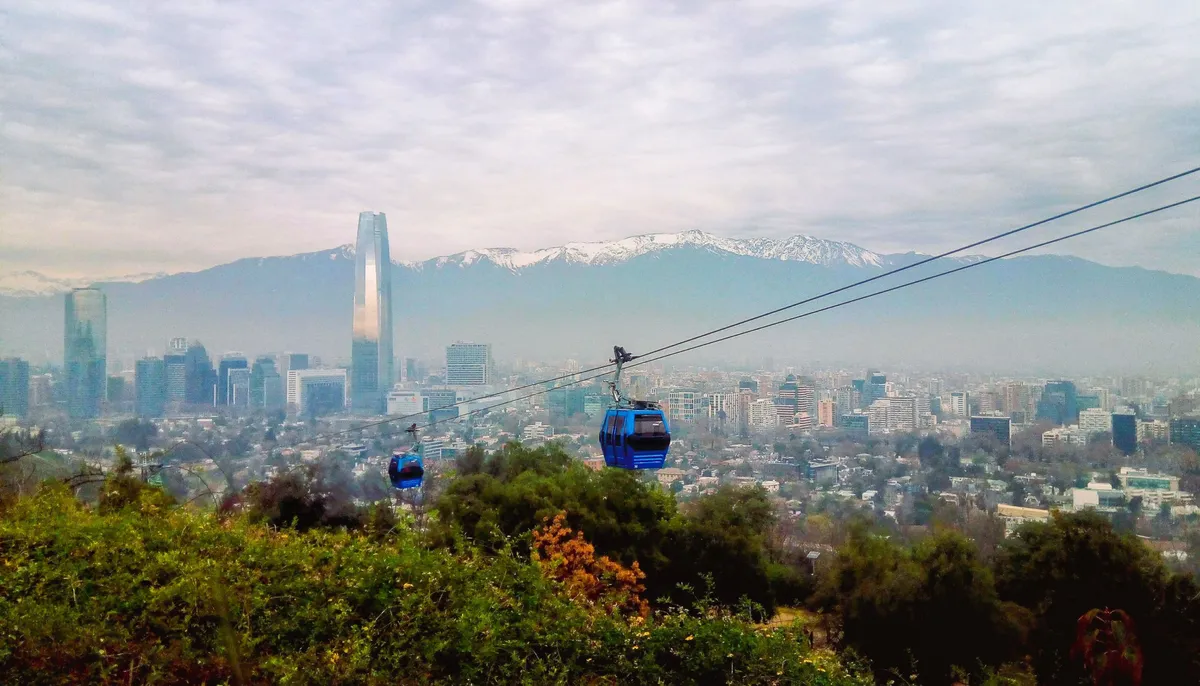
428,230 -> 883,271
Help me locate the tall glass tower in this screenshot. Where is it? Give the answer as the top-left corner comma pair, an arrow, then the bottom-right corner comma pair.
352,211 -> 393,413
64,287 -> 107,419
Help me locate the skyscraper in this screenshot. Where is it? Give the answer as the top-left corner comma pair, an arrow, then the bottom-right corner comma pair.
351,211 -> 394,413
64,288 -> 107,419
0,358 -> 31,418
1037,380 -> 1079,425
218,353 -> 248,406
135,357 -> 166,418
184,342 -> 216,406
251,356 -> 283,409
446,343 -> 492,385
164,339 -> 188,408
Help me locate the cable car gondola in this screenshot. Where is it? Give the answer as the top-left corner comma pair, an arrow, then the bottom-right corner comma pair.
598,346 -> 671,470
389,423 -> 425,489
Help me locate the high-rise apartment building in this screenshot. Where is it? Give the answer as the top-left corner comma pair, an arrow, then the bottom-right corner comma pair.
0,358 -> 31,418
948,391 -> 969,418
668,389 -> 698,423
135,357 -> 166,418
888,395 -> 917,432
446,343 -> 492,385
818,399 -> 836,428
351,211 -> 393,413
1079,408 -> 1112,436
64,288 -> 107,419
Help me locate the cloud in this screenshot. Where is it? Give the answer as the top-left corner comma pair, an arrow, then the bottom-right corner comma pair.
2,0 -> 1199,278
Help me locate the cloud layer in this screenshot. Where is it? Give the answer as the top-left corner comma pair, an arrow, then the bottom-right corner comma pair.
3,0 -> 1200,278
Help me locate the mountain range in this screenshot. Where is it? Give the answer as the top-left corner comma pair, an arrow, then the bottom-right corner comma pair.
2,231 -> 1198,373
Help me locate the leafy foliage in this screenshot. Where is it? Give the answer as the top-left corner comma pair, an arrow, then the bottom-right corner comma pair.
0,483 -> 868,685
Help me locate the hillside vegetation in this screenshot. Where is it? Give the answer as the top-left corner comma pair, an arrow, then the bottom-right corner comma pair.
3,442 -> 1200,684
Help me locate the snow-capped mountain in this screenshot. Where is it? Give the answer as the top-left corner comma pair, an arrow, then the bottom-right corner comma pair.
422,230 -> 884,271
0,270 -> 166,297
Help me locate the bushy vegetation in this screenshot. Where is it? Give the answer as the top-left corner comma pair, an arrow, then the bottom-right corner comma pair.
4,441 -> 1200,684
0,472 -> 866,684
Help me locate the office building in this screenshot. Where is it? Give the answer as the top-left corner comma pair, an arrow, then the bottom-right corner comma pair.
1137,419 -> 1170,445
250,356 -> 283,409
948,391 -> 969,418
1112,412 -> 1137,456
227,367 -> 251,407
548,386 -> 587,423
1171,417 -> 1200,453
1037,380 -> 1079,425
134,357 -> 167,417
351,211 -> 394,413
840,412 -> 869,437
279,352 -> 309,382
970,415 -> 1012,446
386,387 -> 423,416
446,343 -> 492,386
64,288 -> 107,419
167,337 -> 188,355
217,353 -> 248,406
864,372 -> 887,407
0,358 -> 31,418
287,369 -> 348,417
1042,425 -> 1087,447
164,351 -> 187,406
184,342 -> 216,406
1079,408 -> 1112,436
836,386 -> 860,416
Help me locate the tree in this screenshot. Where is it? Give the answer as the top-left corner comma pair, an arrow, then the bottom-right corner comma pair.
993,511 -> 1196,684
1072,608 -> 1143,686
113,419 -> 157,452
814,525 -> 1024,685
532,512 -> 649,617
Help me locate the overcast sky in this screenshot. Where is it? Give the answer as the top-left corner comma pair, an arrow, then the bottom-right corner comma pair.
3,0 -> 1200,279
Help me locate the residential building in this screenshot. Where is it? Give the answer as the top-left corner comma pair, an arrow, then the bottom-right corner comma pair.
707,392 -> 741,427
1137,419 -> 1170,445
747,398 -> 778,428
948,391 -> 969,417
351,211 -> 394,413
1042,425 -> 1087,447
996,504 -> 1051,537
134,356 -> 166,417
522,422 -> 553,441
1079,408 -> 1112,436
64,287 -> 107,418
887,395 -> 917,432
445,343 -> 492,386
668,389 -> 698,423
867,399 -> 890,435
818,399 -> 835,428
0,358 -> 30,418
1003,382 -> 1032,418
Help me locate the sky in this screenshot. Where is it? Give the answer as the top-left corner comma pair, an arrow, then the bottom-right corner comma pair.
3,0 -> 1200,279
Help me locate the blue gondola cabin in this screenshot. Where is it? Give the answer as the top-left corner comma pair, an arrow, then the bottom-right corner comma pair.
599,407 -> 671,470
389,450 -> 424,489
